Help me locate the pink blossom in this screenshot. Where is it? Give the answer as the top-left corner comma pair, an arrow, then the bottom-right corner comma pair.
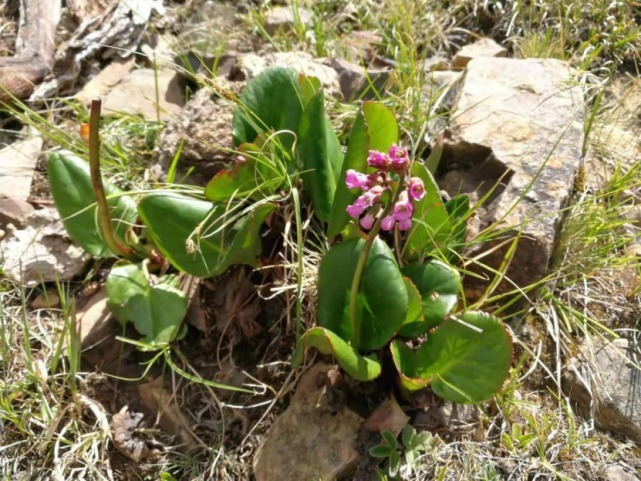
345,169 -> 369,190
367,150 -> 390,170
398,218 -> 412,231
393,191 -> 414,221
408,177 -> 425,201
346,201 -> 365,218
380,215 -> 396,231
360,213 -> 376,230
389,144 -> 409,172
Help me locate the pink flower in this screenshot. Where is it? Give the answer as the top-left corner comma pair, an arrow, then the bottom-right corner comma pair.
380,215 -> 396,231
345,169 -> 369,190
408,177 -> 425,201
346,201 -> 365,218
398,218 -> 412,231
393,191 -> 414,221
360,213 -> 376,230
389,144 -> 409,172
367,150 -> 390,170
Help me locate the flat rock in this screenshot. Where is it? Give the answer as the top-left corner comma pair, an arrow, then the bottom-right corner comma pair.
230,51 -> 341,99
253,362 -> 363,481
0,208 -> 90,286
76,57 -> 135,103
154,81 -> 239,182
103,68 -> 185,121
0,137 -> 43,203
452,38 -> 507,68
564,338 -> 641,442
328,57 -> 391,101
264,6 -> 313,35
0,195 -> 35,228
606,465 -> 639,481
442,58 -> 584,292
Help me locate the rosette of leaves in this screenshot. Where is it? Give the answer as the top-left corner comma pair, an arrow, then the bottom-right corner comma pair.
290,103 -> 512,403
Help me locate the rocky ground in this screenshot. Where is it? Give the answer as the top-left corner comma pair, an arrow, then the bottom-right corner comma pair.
1,1 -> 641,480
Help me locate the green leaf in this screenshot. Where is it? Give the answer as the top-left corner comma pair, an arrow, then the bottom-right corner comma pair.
291,327 -> 382,381
317,237 -> 408,350
297,89 -> 343,221
424,135 -> 444,175
444,194 -> 470,261
404,162 -> 450,262
106,263 -> 187,345
417,312 -> 512,403
232,67 -> 304,149
204,144 -> 283,202
400,277 -> 424,336
327,102 -> 398,238
399,260 -> 460,336
390,340 -> 432,393
369,445 -> 393,458
138,194 -> 274,277
48,152 -> 137,257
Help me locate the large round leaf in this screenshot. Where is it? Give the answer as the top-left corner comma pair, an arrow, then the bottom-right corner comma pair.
138,194 -> 274,277
48,152 -> 137,257
317,237 -> 408,351
390,340 -> 431,393
399,260 -> 460,337
416,312 -> 512,403
292,327 -> 382,381
232,67 -> 304,148
107,263 -> 187,345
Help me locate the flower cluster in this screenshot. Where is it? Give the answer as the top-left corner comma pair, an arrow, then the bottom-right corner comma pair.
345,144 -> 425,231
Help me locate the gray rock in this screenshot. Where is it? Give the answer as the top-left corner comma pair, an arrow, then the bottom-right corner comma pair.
606,465 -> 639,481
230,51 -> 341,99
442,58 -> 584,292
452,38 -> 507,69
264,6 -> 313,35
564,339 -> 641,442
0,196 -> 35,228
76,57 -> 135,104
0,137 -> 43,203
341,30 -> 382,65
0,208 -> 90,286
328,57 -> 391,100
103,68 -> 185,121
253,362 -> 363,481
154,82 -> 238,182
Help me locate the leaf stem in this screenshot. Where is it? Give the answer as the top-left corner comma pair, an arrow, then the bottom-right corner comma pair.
348,176 -> 405,347
89,98 -> 137,260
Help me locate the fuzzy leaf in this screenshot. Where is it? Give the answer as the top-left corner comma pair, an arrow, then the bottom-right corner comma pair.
327,102 -> 398,238
138,194 -> 274,277
317,237 -> 408,350
48,152 -> 137,257
399,260 -> 460,336
291,327 -> 382,381
106,263 -> 187,345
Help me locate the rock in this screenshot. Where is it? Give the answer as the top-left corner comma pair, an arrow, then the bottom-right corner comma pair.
67,0 -> 117,22
31,291 -> 61,310
154,82 -> 237,182
230,51 -> 341,98
622,205 -> 641,228
415,401 -> 479,433
0,208 -> 90,286
363,396 -> 409,436
103,68 -> 185,121
138,377 -> 196,445
605,465 -> 639,481
452,38 -> 507,68
0,229 -> 5,241
442,58 -> 584,293
111,407 -> 158,462
76,57 -> 135,103
342,30 -> 382,64
264,6 -> 313,35
0,196 -> 35,228
0,137 -> 43,203
253,362 -> 363,481
564,338 -> 641,442
328,57 -> 391,100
